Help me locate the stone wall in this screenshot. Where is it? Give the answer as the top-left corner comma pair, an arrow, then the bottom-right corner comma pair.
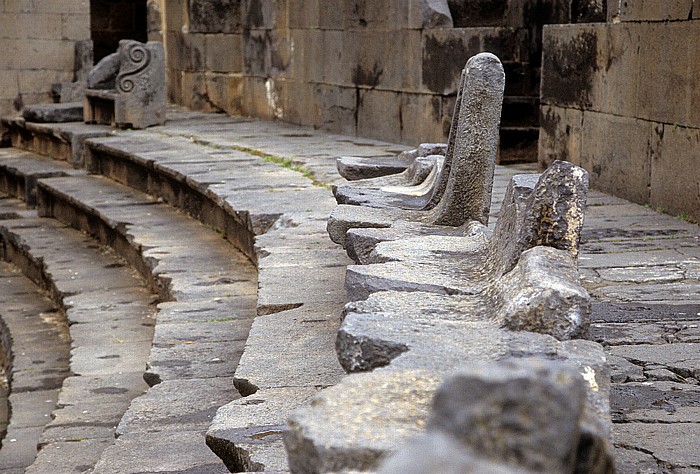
539,0 -> 700,222
163,0 -> 562,148
0,0 -> 90,122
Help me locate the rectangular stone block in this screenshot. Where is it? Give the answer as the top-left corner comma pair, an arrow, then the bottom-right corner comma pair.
18,69 -> 73,94
636,22 -> 695,127
541,24 -> 599,109
320,29 -> 356,85
242,0 -> 278,30
0,71 -> 20,100
4,0 -> 89,14
61,13 -> 91,40
344,0 -> 411,30
596,23 -> 639,117
421,29 -> 482,95
187,0 -> 243,33
164,0 -> 186,32
354,29 -> 422,92
314,83 -> 357,136
166,68 -> 183,104
0,39 -> 74,70
288,0 -> 319,29
650,124 -> 700,223
400,92 -> 445,144
287,29 -> 323,83
538,104 -> 584,169
0,13 -> 62,39
357,88 -> 402,142
610,0 -> 693,22
205,34 -> 243,73
580,111 -> 654,205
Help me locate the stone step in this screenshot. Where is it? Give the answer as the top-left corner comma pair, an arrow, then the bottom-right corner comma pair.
0,148 -> 86,207
0,202 -> 156,473
33,174 -> 259,472
0,260 -> 69,472
0,115 -> 112,168
498,126 -> 539,164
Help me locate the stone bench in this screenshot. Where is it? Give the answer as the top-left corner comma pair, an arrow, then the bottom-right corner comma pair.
285,52 -> 615,473
84,40 -> 165,129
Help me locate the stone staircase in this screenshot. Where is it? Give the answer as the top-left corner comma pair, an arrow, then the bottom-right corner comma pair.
0,108 -> 392,472
0,107 -> 699,473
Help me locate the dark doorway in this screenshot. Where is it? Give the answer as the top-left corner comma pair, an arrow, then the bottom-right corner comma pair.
91,0 -> 148,61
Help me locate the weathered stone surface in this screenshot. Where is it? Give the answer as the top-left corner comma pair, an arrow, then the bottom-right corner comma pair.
427,359 -> 588,473
327,53 -> 504,244
379,432 -> 532,474
285,370 -> 441,473
87,52 -> 120,89
207,387 -> 319,472
22,102 -> 84,123
85,40 -> 166,129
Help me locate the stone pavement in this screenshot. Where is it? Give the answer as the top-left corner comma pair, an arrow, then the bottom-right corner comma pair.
0,106 -> 698,472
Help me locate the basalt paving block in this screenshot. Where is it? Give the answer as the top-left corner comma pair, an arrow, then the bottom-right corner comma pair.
116,378 -> 241,435
155,299 -> 258,324
55,373 -> 149,407
579,249 -> 691,269
70,340 -> 152,377
145,340 -> 244,385
613,422 -> 700,469
611,381 -> 700,423
257,265 -> 348,315
594,282 -> 700,303
591,322 -> 683,346
0,426 -> 43,469
40,402 -> 130,443
583,235 -> 700,256
69,318 -> 154,346
233,305 -> 346,392
64,300 -> 155,325
25,437 -> 115,474
207,387 -> 320,472
92,431 -> 230,474
5,390 -> 57,429
608,343 -> 700,378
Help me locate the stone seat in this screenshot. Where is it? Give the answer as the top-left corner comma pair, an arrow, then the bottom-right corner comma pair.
84,40 -> 165,129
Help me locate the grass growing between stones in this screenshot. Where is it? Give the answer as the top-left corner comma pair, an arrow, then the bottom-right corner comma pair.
232,146 -> 330,189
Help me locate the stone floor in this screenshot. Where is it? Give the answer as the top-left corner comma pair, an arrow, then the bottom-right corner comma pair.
0,106 -> 698,472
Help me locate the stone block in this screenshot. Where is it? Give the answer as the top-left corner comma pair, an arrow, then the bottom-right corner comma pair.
421,29 -> 482,95
188,0 -> 243,33
288,0 -> 319,28
9,0 -> 89,14
400,92 -> 444,144
538,104 -> 584,169
580,110 -> 654,205
0,13 -> 62,39
320,29 -> 356,85
541,24 -> 599,109
611,0 -> 693,21
596,23 -> 639,118
350,29 -> 422,91
61,13 -> 91,40
318,0 -> 345,29
315,83 -> 357,136
205,34 -> 243,73
344,0 -> 411,30
410,0 -> 454,28
636,22 -> 695,127
242,0 -> 278,30
357,88 -> 402,142
650,124 -> 700,224
428,360 -> 587,473
0,39 -> 74,70
164,0 -> 186,32
0,70 -> 19,100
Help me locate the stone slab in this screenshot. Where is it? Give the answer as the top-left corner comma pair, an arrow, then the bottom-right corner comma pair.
22,103 -> 83,123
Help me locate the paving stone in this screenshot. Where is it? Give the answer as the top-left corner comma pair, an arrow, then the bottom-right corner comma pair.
26,438 -> 114,474
207,387 -> 320,472
608,343 -> 700,379
614,422 -> 700,469
116,377 -> 240,435
92,431 -> 231,474
233,304 -> 345,393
